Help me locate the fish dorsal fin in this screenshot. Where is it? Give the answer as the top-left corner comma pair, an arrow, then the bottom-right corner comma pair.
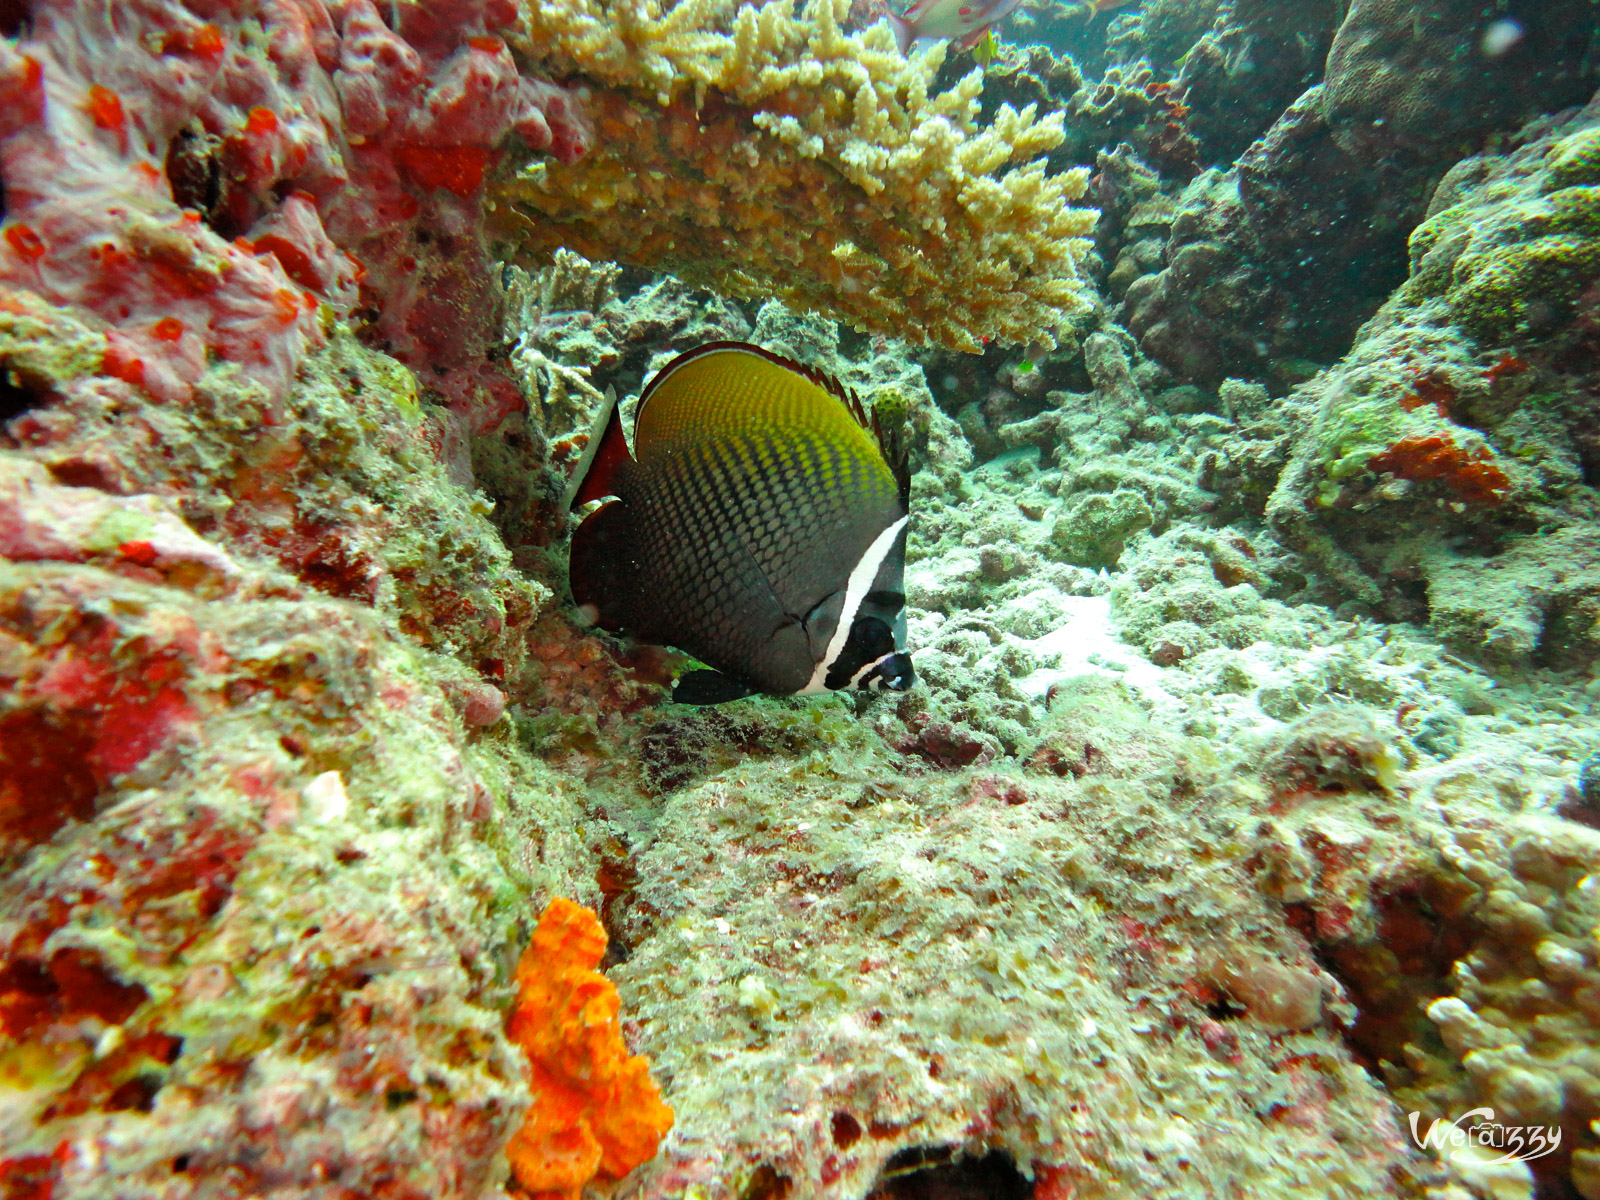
564,386 -> 629,511
871,400 -> 912,509
633,342 -> 902,492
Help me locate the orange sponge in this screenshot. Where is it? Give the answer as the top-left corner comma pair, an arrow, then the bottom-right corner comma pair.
506,897 -> 673,1200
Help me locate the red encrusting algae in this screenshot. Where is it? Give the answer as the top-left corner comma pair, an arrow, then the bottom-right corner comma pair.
1367,434 -> 1511,505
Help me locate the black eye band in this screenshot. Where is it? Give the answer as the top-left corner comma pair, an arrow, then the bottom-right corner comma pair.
863,589 -> 906,611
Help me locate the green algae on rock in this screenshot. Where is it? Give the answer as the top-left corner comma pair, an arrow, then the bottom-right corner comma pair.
1263,93 -> 1600,665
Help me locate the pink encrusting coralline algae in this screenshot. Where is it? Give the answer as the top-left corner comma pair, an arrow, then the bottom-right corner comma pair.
0,4 -> 608,1195
0,0 -> 589,428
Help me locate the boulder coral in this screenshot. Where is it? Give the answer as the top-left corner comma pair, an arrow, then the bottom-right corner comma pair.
1123,0 -> 1600,386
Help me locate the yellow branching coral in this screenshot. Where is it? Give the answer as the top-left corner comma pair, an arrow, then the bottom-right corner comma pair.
493,0 -> 1097,351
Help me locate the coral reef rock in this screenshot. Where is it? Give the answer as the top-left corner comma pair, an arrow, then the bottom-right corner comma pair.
5,0 -> 1600,1198
1265,91 -> 1600,666
1124,0 -> 1600,386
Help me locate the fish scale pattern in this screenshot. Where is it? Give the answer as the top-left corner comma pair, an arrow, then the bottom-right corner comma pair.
608,347 -> 904,692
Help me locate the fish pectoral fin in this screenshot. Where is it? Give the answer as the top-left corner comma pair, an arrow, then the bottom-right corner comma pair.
799,590 -> 847,662
952,24 -> 990,49
672,669 -> 759,705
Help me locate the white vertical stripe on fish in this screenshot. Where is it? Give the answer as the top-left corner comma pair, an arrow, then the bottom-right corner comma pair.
800,514 -> 910,694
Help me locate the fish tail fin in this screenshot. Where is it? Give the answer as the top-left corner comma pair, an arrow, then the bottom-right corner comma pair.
885,11 -> 914,54
567,499 -> 636,632
564,387 -> 629,511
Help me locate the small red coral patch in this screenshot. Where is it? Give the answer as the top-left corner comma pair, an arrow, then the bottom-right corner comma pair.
0,1147 -> 64,1200
0,949 -> 146,1040
0,709 -> 99,845
1367,435 -> 1510,506
393,144 -> 493,198
1484,352 -> 1528,384
1398,368 -> 1457,417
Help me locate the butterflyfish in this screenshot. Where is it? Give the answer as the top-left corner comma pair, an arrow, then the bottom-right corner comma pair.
566,342 -> 916,706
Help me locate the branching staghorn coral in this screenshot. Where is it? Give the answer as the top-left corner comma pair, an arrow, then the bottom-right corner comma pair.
491,0 -> 1097,352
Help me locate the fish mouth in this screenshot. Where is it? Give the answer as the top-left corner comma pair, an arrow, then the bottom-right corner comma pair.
853,650 -> 916,693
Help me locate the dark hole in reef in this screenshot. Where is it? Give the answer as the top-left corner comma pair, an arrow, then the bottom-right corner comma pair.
866,1148 -> 1031,1200
832,1111 -> 863,1149
47,460 -> 118,491
1287,878 -> 1482,1075
106,1073 -> 164,1112
1382,572 -> 1430,627
166,129 -> 220,213
165,127 -> 251,242
0,0 -> 26,37
1535,595 -> 1597,672
739,1164 -> 793,1200
0,365 -> 47,427
836,322 -> 871,359
595,849 -> 639,970
171,1156 -> 191,1173
1204,995 -> 1248,1021
385,1087 -> 418,1109
1578,440 -> 1600,490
